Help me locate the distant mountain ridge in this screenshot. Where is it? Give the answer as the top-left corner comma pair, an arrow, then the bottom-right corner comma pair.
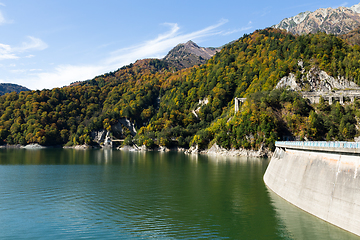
273,3 -> 360,35
0,83 -> 30,95
163,40 -> 220,69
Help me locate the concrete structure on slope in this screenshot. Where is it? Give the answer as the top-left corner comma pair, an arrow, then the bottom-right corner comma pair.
234,97 -> 246,113
264,141 -> 360,237
301,90 -> 360,105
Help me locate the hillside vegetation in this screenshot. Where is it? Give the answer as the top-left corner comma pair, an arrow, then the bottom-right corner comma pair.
0,83 -> 30,96
1,28 -> 360,150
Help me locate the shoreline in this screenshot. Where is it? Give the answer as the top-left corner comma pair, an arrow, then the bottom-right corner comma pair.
200,143 -> 272,158
0,142 -> 272,158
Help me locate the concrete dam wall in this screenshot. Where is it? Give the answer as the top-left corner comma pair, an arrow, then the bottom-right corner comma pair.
264,142 -> 360,236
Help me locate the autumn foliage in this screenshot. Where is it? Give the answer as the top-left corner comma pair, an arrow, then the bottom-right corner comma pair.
1,28 -> 360,149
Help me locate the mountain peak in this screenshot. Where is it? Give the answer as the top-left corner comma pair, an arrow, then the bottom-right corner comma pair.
273,3 -> 360,35
351,3 -> 360,13
184,40 -> 199,48
163,41 -> 220,69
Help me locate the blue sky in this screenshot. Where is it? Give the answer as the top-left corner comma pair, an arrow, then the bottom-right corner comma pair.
0,0 -> 359,90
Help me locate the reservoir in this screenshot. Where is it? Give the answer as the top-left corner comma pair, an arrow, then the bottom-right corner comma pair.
0,149 -> 358,239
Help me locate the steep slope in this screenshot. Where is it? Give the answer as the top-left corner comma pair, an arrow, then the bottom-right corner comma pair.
163,40 -> 220,69
0,83 -> 30,95
148,29 -> 360,149
1,29 -> 360,150
340,26 -> 360,45
273,11 -> 311,32
273,3 -> 360,35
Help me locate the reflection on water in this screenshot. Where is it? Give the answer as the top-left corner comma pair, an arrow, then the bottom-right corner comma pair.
0,149 -> 358,239
267,187 -> 359,240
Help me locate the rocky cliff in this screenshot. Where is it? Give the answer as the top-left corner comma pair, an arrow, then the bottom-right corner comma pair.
276,60 -> 360,91
273,3 -> 360,35
90,117 -> 137,148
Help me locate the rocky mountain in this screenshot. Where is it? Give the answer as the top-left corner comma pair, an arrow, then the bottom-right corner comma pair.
0,83 -> 30,95
273,3 -> 360,35
163,40 -> 220,69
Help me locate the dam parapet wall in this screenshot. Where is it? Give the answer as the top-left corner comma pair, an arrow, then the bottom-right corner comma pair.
264,142 -> 360,236
276,141 -> 360,154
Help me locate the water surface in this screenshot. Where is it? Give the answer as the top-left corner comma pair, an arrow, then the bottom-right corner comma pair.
0,149 -> 357,239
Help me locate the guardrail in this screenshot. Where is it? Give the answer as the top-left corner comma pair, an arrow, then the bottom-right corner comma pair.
275,141 -> 360,149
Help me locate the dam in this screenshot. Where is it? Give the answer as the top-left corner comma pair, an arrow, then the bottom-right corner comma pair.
264,141 -> 360,236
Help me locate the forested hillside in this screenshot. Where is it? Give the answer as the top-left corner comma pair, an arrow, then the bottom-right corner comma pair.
0,83 -> 30,96
1,28 -> 360,150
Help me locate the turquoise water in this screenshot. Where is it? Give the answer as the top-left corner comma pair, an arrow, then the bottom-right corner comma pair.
0,149 -> 357,239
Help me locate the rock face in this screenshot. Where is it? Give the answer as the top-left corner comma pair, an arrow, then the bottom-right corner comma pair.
273,3 -> 360,35
113,118 -> 137,137
275,61 -> 360,92
192,98 -> 209,118
276,73 -> 302,91
164,40 -> 220,69
273,11 -> 312,32
90,117 -> 137,148
305,67 -> 360,91
91,129 -> 107,143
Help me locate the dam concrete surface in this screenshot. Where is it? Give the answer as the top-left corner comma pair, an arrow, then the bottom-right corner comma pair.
264,141 -> 360,236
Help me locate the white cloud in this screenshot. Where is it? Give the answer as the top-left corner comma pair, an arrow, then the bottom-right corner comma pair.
0,43 -> 18,60
105,19 -> 228,66
0,36 -> 47,60
14,20 -> 229,90
10,69 -> 26,74
0,11 -> 5,25
34,65 -> 106,89
0,4 -> 12,25
331,2 -> 349,8
221,20 -> 253,36
13,64 -> 106,90
16,36 -> 48,52
222,24 -> 253,36
340,2 -> 349,7
222,27 -> 252,36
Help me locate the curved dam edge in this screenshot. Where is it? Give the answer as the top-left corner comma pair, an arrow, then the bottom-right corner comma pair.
264,147 -> 360,236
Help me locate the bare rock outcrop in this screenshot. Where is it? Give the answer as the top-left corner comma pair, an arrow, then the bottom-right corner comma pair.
305,67 -> 360,91
90,117 -> 137,148
202,143 -> 271,158
276,61 -> 360,92
275,73 -> 301,91
113,118 -> 137,137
